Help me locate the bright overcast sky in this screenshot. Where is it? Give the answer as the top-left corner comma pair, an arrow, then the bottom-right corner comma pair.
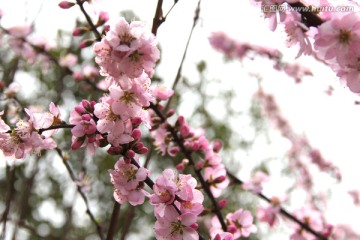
1,0 -> 360,239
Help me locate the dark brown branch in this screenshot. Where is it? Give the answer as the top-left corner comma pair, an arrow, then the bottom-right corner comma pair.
76,0 -> 102,41
149,102 -> 228,232
288,1 -> 324,27
151,0 -> 165,35
106,202 -> 121,240
227,171 -> 328,240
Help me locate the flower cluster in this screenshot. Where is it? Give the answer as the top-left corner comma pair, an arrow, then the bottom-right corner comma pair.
210,209 -> 257,239
0,103 -> 61,159
208,31 -> 313,83
151,169 -> 204,240
109,157 -> 149,206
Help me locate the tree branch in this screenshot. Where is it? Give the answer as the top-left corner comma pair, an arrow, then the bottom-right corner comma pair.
55,148 -> 105,240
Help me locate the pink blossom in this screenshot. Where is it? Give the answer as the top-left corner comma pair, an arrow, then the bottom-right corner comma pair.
154,211 -> 199,240
242,171 -> 269,193
109,157 -> 149,206
284,12 -> 313,58
59,53 -> 78,68
212,232 -> 234,240
314,12 -> 360,67
204,165 -> 229,198
257,196 -> 285,227
151,85 -> 174,100
94,17 -> 160,79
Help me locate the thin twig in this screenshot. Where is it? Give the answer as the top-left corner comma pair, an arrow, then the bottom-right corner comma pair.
76,0 -> 102,41
227,171 -> 328,240
55,148 -> 105,240
0,164 -> 15,239
165,0 -> 202,111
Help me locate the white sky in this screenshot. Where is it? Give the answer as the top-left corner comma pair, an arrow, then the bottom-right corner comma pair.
1,0 -> 360,239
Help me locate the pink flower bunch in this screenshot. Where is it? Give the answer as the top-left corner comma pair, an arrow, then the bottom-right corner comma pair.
290,207 -> 324,240
210,208 -> 257,239
257,195 -> 286,227
94,17 -> 160,81
151,115 -> 229,198
242,171 -> 269,193
69,100 -> 102,154
151,169 -> 204,240
0,102 -> 60,159
314,12 -> 360,93
209,32 -> 313,83
6,25 -> 53,64
108,157 -> 149,206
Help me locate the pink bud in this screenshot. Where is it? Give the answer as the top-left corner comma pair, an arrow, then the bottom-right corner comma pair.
218,199 -> 227,209
213,140 -> 222,152
168,146 -> 180,157
72,27 -> 88,36
177,116 -> 184,126
75,105 -> 86,115
138,147 -> 148,154
58,1 -> 75,9
166,109 -> 175,118
176,163 -> 185,171
79,39 -> 95,49
214,176 -> 226,184
180,124 -> 190,138
131,129 -> 142,140
228,225 -> 237,234
72,71 -> 84,81
97,11 -> 109,26
131,117 -> 142,128
81,100 -> 94,112
195,161 -> 204,170
71,137 -> 85,150
190,223 -> 198,230
81,114 -> 92,121
125,150 -> 135,159
107,146 -> 122,155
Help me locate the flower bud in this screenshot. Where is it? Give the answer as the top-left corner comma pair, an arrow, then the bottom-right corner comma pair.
107,146 -> 122,155
58,1 -> 75,9
71,137 -> 85,150
138,147 -> 148,154
218,199 -> 227,209
166,109 -> 175,118
72,27 -> 89,36
96,11 -> 109,26
131,129 -> 142,140
131,117 -> 142,128
213,140 -> 222,152
125,149 -> 135,159
79,39 -> 95,49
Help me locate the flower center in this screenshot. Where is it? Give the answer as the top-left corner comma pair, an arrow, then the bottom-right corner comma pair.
338,29 -> 351,44
121,91 -> 136,105
170,220 -> 185,235
128,51 -> 143,62
119,33 -> 136,47
123,167 -> 137,182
